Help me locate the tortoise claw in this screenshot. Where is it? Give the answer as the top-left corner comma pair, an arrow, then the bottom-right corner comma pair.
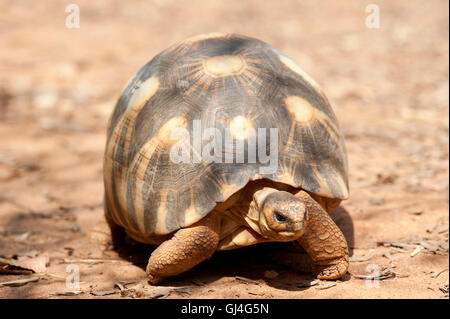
147,272 -> 164,285
315,256 -> 349,280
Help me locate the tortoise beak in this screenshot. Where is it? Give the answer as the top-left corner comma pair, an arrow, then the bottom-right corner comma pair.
287,221 -> 305,233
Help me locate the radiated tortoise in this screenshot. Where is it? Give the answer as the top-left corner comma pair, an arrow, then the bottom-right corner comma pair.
103,33 -> 349,284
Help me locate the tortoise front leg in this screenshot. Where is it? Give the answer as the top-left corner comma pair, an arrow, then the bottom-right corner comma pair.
295,191 -> 349,280
146,212 -> 220,284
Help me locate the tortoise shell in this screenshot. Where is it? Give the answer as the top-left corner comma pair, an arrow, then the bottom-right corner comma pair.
103,33 -> 348,238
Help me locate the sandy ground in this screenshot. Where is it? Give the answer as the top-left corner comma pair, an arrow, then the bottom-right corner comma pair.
0,0 -> 448,299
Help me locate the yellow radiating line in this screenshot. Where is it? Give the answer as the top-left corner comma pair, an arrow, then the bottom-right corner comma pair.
306,122 -> 319,149
245,67 -> 269,84
244,57 -> 261,65
219,77 -> 226,96
213,77 -> 221,96
240,72 -> 259,92
154,190 -> 168,234
184,186 -> 200,226
285,125 -> 306,162
200,76 -> 215,97
245,109 -> 263,122
284,122 -> 296,151
314,113 -> 340,145
310,164 -> 332,196
182,66 -> 204,79
185,73 -> 208,95
236,75 -> 251,93
230,74 -> 239,87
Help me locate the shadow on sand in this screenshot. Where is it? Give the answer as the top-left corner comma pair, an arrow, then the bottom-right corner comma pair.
114,205 -> 355,291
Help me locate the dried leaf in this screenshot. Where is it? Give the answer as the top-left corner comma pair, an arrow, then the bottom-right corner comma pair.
439,283 -> 449,294
315,282 -> 337,290
0,276 -> 40,287
0,254 -> 49,275
114,281 -> 137,291
419,241 -> 439,252
439,242 -> 449,252
377,241 -> 416,250
431,269 -> 449,279
235,276 -> 260,285
14,232 -> 30,242
390,247 -> 408,253
353,268 -> 396,281
120,289 -> 139,298
15,249 -> 40,258
45,273 -> 66,280
51,291 -> 83,296
15,253 -> 49,273
349,255 -> 373,262
297,280 -> 319,288
0,257 -> 33,275
410,246 -> 424,257
62,258 -> 124,264
248,291 -> 265,296
90,290 -> 117,296
174,287 -> 192,295
147,287 -> 172,299
393,271 -> 409,278
382,252 -> 393,260
437,225 -> 449,234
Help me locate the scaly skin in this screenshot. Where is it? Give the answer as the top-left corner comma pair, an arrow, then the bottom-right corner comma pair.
146,212 -> 220,284
295,190 -> 349,279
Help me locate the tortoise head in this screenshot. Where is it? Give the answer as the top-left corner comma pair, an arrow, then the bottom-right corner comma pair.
252,188 -> 308,241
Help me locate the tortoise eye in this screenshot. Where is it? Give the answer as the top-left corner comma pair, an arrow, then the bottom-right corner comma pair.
274,211 -> 288,223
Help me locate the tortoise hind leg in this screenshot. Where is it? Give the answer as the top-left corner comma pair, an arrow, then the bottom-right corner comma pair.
295,191 -> 349,280
146,212 -> 220,284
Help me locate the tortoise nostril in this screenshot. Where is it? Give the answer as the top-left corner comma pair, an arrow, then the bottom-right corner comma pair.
274,211 -> 288,223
